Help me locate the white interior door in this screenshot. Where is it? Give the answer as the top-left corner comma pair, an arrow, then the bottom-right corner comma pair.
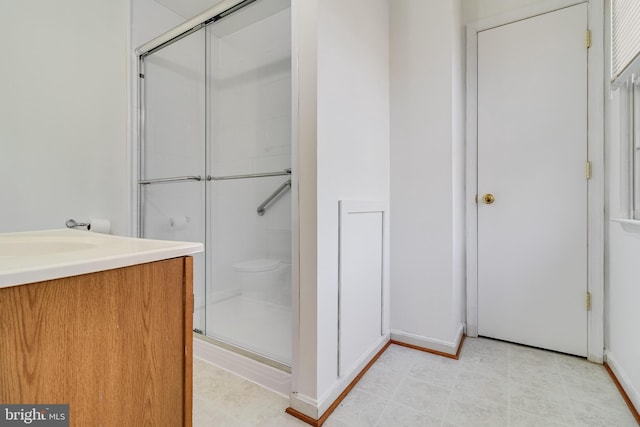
477,4 -> 588,356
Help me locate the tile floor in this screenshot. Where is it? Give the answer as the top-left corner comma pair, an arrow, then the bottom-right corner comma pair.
193,337 -> 638,427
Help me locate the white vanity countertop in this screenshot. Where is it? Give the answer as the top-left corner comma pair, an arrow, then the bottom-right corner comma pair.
0,229 -> 204,289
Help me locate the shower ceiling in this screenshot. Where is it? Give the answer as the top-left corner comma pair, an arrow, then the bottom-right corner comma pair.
153,0 -> 225,19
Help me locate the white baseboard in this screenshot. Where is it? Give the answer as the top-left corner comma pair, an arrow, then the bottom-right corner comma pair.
193,336 -> 291,397
289,334 -> 390,420
288,391 -> 321,420
605,350 -> 640,413
390,323 -> 465,356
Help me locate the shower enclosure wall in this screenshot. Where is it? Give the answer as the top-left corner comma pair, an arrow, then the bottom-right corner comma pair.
138,0 -> 292,367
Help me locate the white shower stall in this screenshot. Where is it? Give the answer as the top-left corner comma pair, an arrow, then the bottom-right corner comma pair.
137,0 -> 292,367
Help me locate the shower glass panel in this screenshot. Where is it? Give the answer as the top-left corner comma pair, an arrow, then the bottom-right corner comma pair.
206,1 -> 292,365
140,29 -> 207,333
140,0 -> 291,367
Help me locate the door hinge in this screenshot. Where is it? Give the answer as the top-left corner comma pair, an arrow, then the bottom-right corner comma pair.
139,73 -> 145,79
586,291 -> 591,311
586,29 -> 591,48
586,161 -> 591,180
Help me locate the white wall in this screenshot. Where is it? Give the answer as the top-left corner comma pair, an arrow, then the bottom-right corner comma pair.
604,3 -> 640,410
132,0 -> 184,48
154,0 -> 224,19
389,0 -> 465,351
461,0 -> 547,24
316,0 -> 390,397
0,0 -> 129,235
293,0 -> 390,417
607,223 -> 640,409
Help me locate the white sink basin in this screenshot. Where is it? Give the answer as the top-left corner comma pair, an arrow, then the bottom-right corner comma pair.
0,238 -> 97,257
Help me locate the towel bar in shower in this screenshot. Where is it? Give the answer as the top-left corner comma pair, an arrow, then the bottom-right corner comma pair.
138,176 -> 202,185
257,179 -> 291,216
208,169 -> 291,181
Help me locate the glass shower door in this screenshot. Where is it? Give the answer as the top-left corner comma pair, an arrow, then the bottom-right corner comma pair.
206,2 -> 292,365
139,29 -> 207,333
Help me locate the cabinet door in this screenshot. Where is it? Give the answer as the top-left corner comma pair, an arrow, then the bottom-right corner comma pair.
0,258 -> 192,426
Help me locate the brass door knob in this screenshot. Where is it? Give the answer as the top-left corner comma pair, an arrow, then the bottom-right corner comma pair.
482,193 -> 495,204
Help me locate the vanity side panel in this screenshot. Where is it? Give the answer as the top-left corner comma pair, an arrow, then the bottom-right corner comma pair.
183,256 -> 193,427
0,257 -> 190,427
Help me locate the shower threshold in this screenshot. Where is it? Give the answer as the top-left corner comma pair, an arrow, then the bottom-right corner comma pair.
193,332 -> 291,373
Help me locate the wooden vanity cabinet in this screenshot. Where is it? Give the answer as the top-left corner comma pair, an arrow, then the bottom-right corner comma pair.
0,257 -> 194,427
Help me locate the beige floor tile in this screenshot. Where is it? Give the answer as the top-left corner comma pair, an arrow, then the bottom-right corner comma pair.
355,362 -> 405,396
510,382 -> 575,425
452,368 -> 509,406
192,405 -> 248,427
250,400 -> 309,427
508,361 -> 566,396
193,359 -> 248,404
458,346 -> 509,377
192,338 -> 639,427
373,344 -> 422,374
509,344 -> 561,372
407,352 -> 461,390
509,409 -> 573,427
321,416 -> 352,427
461,336 -> 510,359
444,395 -> 509,427
392,376 -> 452,419
555,353 -> 612,384
327,388 -> 388,427
374,401 -> 441,427
571,398 -> 638,427
562,370 -> 629,413
214,380 -> 281,421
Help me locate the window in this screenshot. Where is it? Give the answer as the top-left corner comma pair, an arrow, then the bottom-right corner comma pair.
611,0 -> 640,81
612,0 -> 640,219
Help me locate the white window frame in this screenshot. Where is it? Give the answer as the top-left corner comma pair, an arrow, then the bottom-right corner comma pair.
631,76 -> 640,219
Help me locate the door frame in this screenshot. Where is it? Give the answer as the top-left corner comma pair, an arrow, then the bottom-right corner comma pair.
465,0 -> 605,362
